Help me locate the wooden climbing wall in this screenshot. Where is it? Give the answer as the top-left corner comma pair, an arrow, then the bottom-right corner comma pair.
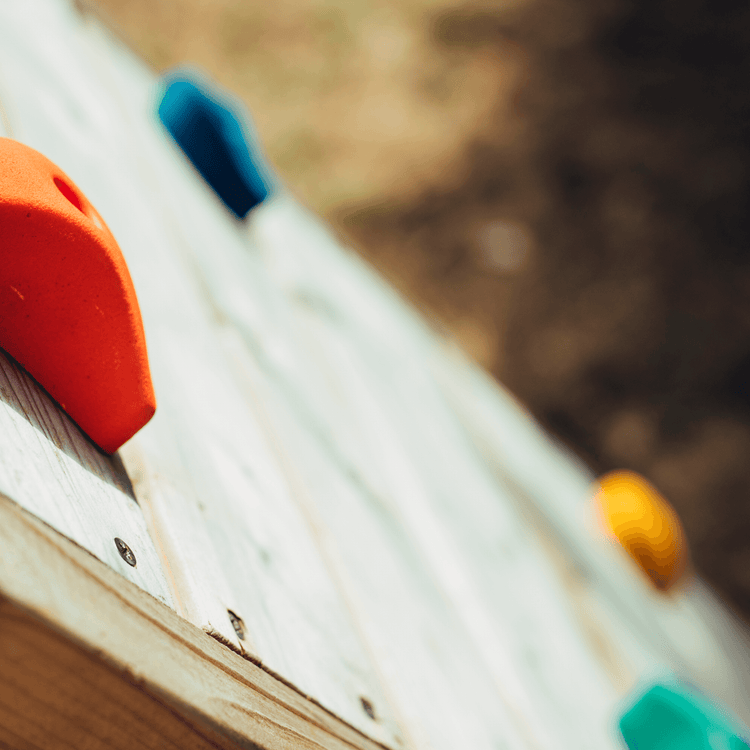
1,1 -> 750,748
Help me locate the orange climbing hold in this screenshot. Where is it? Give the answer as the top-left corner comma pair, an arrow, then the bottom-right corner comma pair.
0,138 -> 155,453
595,470 -> 688,591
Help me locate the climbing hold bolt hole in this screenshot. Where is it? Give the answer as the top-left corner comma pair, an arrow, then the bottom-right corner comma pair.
360,697 -> 376,720
53,176 -> 84,213
227,609 -> 246,640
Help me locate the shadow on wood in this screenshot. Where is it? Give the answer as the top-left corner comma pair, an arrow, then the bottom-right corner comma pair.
0,346 -> 133,497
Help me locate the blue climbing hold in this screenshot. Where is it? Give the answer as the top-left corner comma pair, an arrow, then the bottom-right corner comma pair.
619,681 -> 750,750
158,69 -> 273,219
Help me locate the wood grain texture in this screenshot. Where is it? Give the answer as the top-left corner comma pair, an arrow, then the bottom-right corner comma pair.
252,187 -> 750,734
248,197 -> 750,740
245,199 -> 621,750
0,3 -> 404,744
0,340 -> 173,608
218,328 -> 535,750
74,25 -> 545,749
115,94 -> 550,750
0,491 -> 394,750
429,341 -> 750,727
0,0 -> 172,608
4,4 -> 750,750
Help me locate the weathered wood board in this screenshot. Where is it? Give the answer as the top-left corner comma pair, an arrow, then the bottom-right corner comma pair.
0,84 -> 172,607
430,347 -> 750,726
2,1 -> 750,750
218,327 -> 540,750
0,2 -> 406,744
107,56 -> 618,749
0,2 -> 412,747
0,348 -> 173,607
252,193 -> 750,730
246,198 -> 621,750
0,491 -> 392,750
76,17 -> 574,748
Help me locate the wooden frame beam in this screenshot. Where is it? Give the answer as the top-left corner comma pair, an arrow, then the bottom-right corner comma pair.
0,492 -> 391,750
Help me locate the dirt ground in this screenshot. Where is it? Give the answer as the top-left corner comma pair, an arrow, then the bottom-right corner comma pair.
90,0 -> 750,620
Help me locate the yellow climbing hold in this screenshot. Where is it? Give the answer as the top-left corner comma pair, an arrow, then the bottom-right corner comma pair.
595,471 -> 688,591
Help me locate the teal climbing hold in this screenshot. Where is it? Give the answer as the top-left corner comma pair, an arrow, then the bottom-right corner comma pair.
619,682 -> 750,750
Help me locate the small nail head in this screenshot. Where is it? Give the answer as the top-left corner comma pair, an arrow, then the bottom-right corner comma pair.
360,697 -> 376,720
227,609 -> 245,640
114,537 -> 137,567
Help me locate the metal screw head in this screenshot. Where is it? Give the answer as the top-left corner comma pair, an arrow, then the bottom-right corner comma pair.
360,697 -> 376,720
114,537 -> 137,567
227,609 -> 245,641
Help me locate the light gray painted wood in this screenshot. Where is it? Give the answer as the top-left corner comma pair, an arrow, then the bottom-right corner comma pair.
0,334 -> 173,606
74,17 -> 555,749
249,195 -> 750,736
245,199 -> 620,750
0,12 -> 172,606
0,3 -> 403,744
430,342 -> 750,728
218,327 -> 536,750
4,3 -> 750,749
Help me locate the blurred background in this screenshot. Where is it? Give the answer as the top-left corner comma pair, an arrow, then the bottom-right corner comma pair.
90,0 -> 750,620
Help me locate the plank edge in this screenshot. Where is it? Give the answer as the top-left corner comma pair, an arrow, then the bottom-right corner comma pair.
0,491 -> 395,750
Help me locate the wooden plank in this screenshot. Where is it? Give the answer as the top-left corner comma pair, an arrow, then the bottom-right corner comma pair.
0,3 -> 405,744
0,5 -> 172,608
218,329 -> 536,750
246,196 -> 750,740
290,315 -> 619,750
242,206 -> 618,749
429,342 -> 750,727
93,41 -> 622,747
120,136 -> 617,745
73,20 -> 553,750
0,490 -> 395,750
0,348 -> 173,607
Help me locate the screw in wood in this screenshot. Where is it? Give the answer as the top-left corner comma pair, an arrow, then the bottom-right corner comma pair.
360,697 -> 376,720
114,537 -> 137,567
227,609 -> 245,641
